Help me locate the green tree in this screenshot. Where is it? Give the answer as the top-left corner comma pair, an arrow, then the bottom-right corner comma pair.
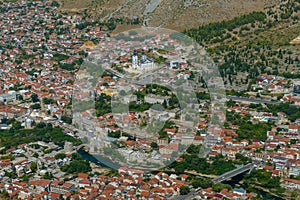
30,103 -> 41,109
43,172 -> 54,179
61,160 -> 91,174
31,93 -> 39,103
151,142 -> 158,149
71,152 -> 82,160
61,116 -> 72,124
55,153 -> 66,160
30,162 -> 38,172
33,153 -> 39,158
43,98 -> 55,105
212,183 -> 232,192
191,178 -> 213,189
179,185 -> 190,195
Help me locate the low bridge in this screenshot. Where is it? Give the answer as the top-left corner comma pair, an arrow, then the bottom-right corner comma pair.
213,161 -> 260,183
76,144 -> 90,151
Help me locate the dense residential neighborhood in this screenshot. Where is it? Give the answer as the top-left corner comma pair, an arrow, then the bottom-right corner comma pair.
1,0 -> 300,200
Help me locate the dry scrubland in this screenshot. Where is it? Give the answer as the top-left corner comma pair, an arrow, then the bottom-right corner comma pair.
59,0 -> 278,31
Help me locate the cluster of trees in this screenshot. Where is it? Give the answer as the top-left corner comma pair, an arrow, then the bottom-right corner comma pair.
212,183 -> 232,193
257,102 -> 300,122
226,111 -> 250,126
60,58 -> 83,71
60,152 -> 91,174
51,53 -> 69,62
196,92 -> 210,100
237,122 -> 272,141
235,153 -> 252,165
51,0 -> 59,7
129,102 -> 152,112
244,169 -> 284,195
95,93 -> 112,117
179,185 -> 190,195
158,120 -> 176,139
107,130 -> 130,138
170,153 -> 235,175
61,115 -> 72,124
134,84 -> 171,100
61,160 -> 91,174
55,153 -> 66,160
185,11 -> 266,43
43,172 -> 54,180
0,122 -> 81,151
191,178 -> 213,189
43,98 -> 55,105
145,84 -> 171,96
76,19 -> 116,31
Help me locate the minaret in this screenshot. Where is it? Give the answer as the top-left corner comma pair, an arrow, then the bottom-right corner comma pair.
132,51 -> 138,69
142,53 -> 147,61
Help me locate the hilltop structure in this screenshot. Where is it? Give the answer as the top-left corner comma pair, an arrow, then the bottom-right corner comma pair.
132,51 -> 154,70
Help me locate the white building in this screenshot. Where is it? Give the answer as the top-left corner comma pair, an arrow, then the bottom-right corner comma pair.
144,94 -> 170,104
132,52 -> 154,70
123,94 -> 137,104
0,91 -> 17,103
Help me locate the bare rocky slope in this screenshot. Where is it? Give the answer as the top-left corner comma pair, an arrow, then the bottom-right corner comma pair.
59,0 -> 279,31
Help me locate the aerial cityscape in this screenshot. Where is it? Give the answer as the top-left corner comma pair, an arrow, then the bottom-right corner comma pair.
1,0 -> 300,199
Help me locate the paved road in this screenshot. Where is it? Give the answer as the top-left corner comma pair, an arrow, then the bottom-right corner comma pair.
104,68 -> 283,106
172,188 -> 200,200
227,95 -> 279,105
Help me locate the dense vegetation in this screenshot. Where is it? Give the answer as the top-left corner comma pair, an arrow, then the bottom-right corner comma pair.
0,122 -> 81,151
61,160 -> 91,173
247,102 -> 300,122
237,122 -> 272,142
267,103 -> 300,122
61,115 -> 73,124
182,0 -> 300,90
76,19 -> 116,31
129,102 -> 152,112
185,11 -> 266,43
179,185 -> 190,195
170,152 -> 235,175
107,130 -> 130,138
95,93 -> 112,117
60,152 -> 91,174
158,120 -> 177,139
244,169 -> 285,196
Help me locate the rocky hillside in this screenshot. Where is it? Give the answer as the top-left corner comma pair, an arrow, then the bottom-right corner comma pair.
59,0 -> 279,31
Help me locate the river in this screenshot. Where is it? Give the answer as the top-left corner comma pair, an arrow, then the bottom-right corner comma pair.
77,149 -> 120,169
78,149 -> 284,199
223,172 -> 284,200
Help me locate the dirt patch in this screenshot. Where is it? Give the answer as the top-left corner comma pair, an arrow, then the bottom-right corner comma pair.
81,41 -> 97,50
290,36 -> 300,45
111,24 -> 141,34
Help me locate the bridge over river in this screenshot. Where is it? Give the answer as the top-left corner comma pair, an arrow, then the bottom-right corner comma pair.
213,161 -> 261,183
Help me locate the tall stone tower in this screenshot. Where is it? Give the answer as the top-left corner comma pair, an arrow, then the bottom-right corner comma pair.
132,51 -> 139,69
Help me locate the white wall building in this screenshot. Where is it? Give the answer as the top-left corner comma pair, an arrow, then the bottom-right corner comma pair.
132,53 -> 154,70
